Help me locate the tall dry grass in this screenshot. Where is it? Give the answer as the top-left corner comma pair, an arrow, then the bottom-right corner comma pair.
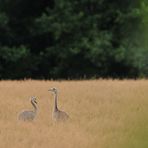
0,80 -> 148,148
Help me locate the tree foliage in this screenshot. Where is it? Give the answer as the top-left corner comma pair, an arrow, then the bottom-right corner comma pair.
0,0 -> 147,79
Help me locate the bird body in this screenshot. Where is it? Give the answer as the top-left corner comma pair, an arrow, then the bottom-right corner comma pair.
52,109 -> 69,122
48,87 -> 69,122
18,96 -> 38,121
18,110 -> 36,121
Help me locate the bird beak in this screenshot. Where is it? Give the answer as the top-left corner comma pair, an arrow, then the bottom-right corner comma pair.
48,89 -> 52,91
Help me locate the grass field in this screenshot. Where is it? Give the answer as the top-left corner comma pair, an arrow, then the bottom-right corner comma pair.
0,80 -> 148,148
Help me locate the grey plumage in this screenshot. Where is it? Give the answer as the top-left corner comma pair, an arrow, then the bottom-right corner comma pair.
48,87 -> 69,122
18,96 -> 38,121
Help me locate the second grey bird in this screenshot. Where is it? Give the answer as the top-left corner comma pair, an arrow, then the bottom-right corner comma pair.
48,87 -> 69,122
18,96 -> 38,121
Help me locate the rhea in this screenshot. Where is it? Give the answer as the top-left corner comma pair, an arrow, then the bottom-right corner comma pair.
18,96 -> 38,121
48,87 -> 69,122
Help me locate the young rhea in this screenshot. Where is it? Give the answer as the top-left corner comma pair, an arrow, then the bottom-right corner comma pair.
48,87 -> 69,122
18,96 -> 38,121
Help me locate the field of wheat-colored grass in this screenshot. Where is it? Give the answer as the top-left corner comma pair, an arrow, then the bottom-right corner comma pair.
0,79 -> 148,148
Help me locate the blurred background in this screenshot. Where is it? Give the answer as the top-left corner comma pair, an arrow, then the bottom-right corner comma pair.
0,0 -> 148,79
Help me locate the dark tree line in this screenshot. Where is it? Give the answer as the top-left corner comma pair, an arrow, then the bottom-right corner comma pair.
0,0 -> 147,79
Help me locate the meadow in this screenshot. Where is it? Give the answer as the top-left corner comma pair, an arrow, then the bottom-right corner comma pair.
0,80 -> 148,148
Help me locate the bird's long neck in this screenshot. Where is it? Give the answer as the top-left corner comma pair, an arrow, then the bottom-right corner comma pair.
31,101 -> 38,113
54,92 -> 58,111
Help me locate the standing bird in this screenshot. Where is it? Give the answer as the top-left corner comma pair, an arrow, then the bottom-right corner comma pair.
48,87 -> 69,122
18,96 -> 38,121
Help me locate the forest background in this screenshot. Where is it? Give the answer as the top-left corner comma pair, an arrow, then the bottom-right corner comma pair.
0,0 -> 148,79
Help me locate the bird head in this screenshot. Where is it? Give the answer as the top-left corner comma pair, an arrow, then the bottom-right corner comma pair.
48,87 -> 58,94
31,96 -> 37,104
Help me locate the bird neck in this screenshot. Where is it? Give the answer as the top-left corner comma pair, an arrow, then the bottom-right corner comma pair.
31,101 -> 38,113
54,92 -> 58,111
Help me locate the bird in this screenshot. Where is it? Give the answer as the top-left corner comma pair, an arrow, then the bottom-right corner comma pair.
48,87 -> 69,122
18,96 -> 38,121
